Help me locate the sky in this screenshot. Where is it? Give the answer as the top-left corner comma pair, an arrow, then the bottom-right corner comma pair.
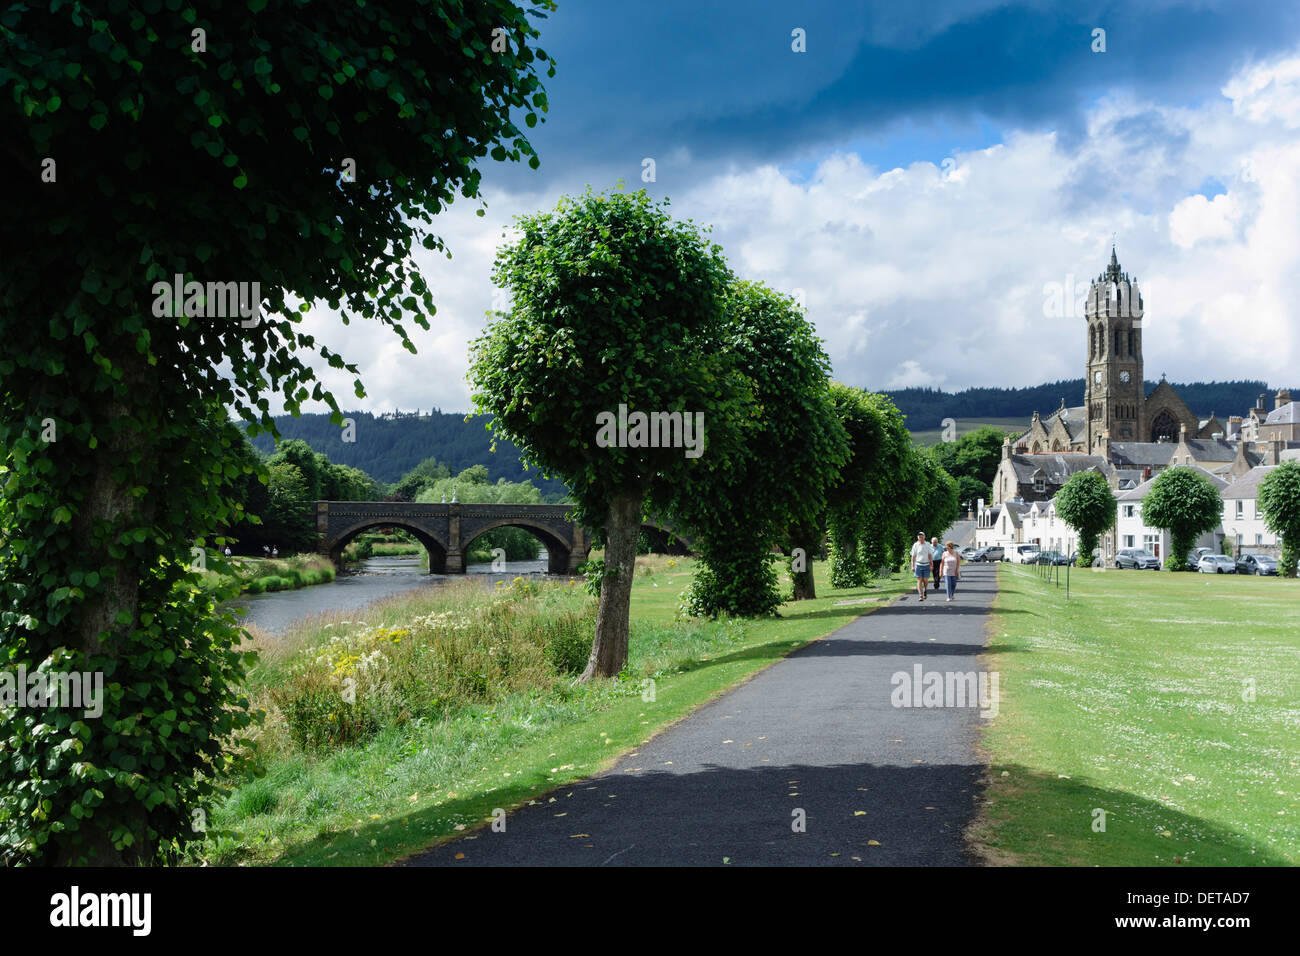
284,0 -> 1300,419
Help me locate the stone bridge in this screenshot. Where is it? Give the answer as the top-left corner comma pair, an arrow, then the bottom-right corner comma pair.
315,501 -> 692,574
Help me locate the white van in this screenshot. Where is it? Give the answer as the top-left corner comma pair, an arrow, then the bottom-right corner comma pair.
1011,544 -> 1040,564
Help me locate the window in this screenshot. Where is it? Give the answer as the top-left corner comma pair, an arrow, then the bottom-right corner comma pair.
1144,534 -> 1161,557
1235,500 -> 1244,518
1236,533 -> 1243,548
1256,534 -> 1263,546
1034,476 -> 1046,494
1123,504 -> 1135,518
1123,535 -> 1135,548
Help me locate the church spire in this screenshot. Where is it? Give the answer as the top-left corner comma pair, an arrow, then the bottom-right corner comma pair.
1105,245 -> 1121,281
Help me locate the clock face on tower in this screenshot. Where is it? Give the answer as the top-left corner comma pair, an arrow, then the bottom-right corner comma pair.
1120,370 -> 1131,384
1094,371 -> 1102,384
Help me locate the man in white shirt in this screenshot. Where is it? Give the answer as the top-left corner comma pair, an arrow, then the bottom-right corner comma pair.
910,532 -> 933,601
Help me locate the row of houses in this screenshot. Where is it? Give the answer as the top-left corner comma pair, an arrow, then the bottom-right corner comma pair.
975,431 -> 1295,562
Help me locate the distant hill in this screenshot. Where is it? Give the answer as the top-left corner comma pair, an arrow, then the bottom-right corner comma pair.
883,379 -> 1285,430
249,410 -> 569,496
256,379 -> 1288,490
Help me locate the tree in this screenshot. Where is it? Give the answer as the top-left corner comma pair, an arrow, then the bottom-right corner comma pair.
1141,468 -> 1224,571
1054,469 -> 1116,567
903,452 -> 960,550
1257,461 -> 1300,578
660,280 -> 848,614
263,462 -> 317,552
823,385 -> 910,589
268,439 -> 324,502
953,425 -> 1013,498
1,1 -> 553,864
389,456 -> 452,501
470,187 -> 745,679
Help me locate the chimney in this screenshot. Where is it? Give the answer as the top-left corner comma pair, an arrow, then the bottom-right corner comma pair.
1002,436 -> 1011,461
1142,466 -> 1152,481
1258,392 -> 1269,415
1271,437 -> 1285,465
1278,388 -> 1293,410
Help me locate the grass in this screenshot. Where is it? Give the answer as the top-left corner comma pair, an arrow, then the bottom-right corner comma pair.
909,416 -> 1025,446
971,562 -> 1300,866
198,556 -> 910,866
200,553 -> 336,596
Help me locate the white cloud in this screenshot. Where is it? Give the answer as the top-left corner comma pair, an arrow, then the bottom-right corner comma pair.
275,47 -> 1300,417
1169,192 -> 1239,248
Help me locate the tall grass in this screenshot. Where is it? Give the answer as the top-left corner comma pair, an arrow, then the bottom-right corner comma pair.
245,578 -> 594,756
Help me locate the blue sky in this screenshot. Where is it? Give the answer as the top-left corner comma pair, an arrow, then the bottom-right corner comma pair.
295,0 -> 1300,417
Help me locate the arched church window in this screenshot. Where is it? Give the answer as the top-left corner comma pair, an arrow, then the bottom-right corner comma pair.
1151,410 -> 1177,443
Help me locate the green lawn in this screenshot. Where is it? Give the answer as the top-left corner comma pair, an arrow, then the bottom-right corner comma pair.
202,556 -> 910,866
973,563 -> 1300,866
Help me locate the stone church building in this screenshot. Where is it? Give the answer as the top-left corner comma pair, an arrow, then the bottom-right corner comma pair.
1013,248 -> 1220,459
978,248 -> 1298,561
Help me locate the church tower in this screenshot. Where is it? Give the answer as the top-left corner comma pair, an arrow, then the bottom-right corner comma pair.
1084,248 -> 1144,452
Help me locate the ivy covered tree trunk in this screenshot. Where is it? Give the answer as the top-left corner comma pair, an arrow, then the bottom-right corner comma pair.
581,489 -> 644,680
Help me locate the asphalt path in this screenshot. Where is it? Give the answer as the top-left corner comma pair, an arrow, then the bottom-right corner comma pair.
405,562 -> 998,867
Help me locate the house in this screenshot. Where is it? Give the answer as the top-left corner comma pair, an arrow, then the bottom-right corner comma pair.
1114,466 -> 1227,561
1221,466 -> 1281,555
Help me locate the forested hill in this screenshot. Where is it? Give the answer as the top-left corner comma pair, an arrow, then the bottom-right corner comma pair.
882,379 -> 1283,425
256,379 -> 1285,489
249,410 -> 568,495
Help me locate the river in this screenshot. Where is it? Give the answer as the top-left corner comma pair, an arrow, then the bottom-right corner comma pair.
228,553 -> 552,636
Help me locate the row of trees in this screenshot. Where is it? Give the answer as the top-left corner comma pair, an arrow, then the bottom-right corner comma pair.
469,187 -> 961,681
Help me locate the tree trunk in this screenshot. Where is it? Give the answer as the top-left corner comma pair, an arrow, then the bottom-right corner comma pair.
580,488 -> 644,680
789,523 -> 820,600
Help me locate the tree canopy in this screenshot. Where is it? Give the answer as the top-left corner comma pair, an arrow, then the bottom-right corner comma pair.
1142,468 -> 1224,571
470,187 -> 745,678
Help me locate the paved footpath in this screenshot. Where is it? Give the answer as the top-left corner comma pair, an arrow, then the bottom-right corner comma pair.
406,563 -> 997,867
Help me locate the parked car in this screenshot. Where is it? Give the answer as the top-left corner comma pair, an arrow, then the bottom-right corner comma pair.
1235,553 -> 1278,576
1050,551 -> 1074,566
982,546 -> 1005,562
960,546 -> 981,561
1011,544 -> 1040,564
1035,550 -> 1064,565
1115,548 -> 1161,570
1185,547 -> 1214,570
1197,554 -> 1237,574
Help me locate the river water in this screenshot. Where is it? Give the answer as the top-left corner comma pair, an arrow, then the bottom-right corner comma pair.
228,553 -> 551,636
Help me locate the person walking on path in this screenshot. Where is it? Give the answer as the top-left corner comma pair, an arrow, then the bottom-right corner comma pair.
941,541 -> 962,602
930,536 -> 942,590
910,531 -> 933,601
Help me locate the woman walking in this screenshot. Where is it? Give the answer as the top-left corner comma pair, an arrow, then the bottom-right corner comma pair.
941,541 -> 961,602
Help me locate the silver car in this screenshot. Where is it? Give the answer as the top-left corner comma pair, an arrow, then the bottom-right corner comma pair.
1197,554 -> 1236,574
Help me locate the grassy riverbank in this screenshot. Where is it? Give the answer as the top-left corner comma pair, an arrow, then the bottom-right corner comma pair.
972,563 -> 1300,866
198,556 -> 910,866
201,553 -> 336,596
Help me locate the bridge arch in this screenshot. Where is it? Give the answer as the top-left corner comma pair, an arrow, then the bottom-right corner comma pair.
326,519 -> 450,572
460,518 -> 576,574
638,522 -> 693,555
